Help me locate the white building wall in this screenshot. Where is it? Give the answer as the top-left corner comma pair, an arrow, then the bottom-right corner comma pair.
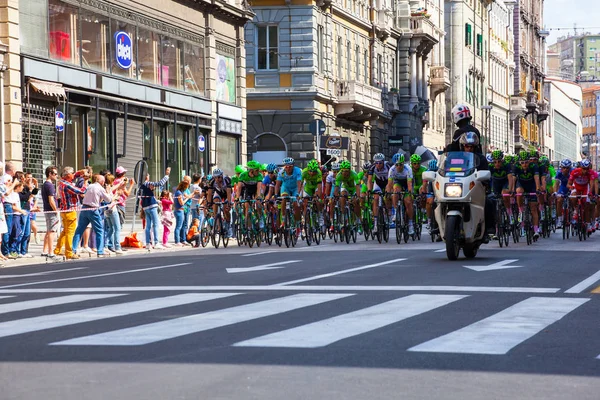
546,80 -> 582,161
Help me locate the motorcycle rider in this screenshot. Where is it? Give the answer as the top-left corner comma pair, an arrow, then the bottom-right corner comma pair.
457,132 -> 495,241
445,104 -> 484,154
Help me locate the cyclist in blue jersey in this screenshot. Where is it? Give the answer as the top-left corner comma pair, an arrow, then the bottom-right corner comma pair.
275,157 -> 303,228
553,158 -> 572,227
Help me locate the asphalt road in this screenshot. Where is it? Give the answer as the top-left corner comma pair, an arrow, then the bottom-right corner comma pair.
1,231 -> 600,400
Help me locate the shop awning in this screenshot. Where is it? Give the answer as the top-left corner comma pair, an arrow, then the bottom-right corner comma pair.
29,78 -> 66,98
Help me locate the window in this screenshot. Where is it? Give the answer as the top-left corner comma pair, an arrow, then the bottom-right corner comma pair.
590,47 -> 596,51
476,34 -> 483,56
347,41 -> 351,81
20,0 -> 48,57
257,25 -> 278,70
48,0 -> 79,65
137,27 -> 160,85
355,46 -> 360,81
364,49 -> 369,84
111,19 -> 136,79
317,26 -> 324,72
337,37 -> 343,79
184,43 -> 205,95
465,23 -> 472,46
160,35 -> 183,89
377,54 -> 382,85
80,9 -> 110,72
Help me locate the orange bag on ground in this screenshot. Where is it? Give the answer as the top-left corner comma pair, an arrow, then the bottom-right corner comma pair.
121,232 -> 144,248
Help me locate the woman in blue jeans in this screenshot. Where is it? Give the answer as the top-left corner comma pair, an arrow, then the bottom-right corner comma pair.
173,180 -> 196,246
139,167 -> 171,250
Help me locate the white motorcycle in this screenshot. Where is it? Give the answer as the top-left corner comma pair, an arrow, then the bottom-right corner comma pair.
423,152 -> 491,260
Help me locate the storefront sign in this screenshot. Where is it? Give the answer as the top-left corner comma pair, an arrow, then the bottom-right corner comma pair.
115,31 -> 133,69
326,148 -> 342,157
388,136 -> 403,145
198,135 -> 206,152
218,118 -> 242,135
55,111 -> 64,132
319,136 -> 349,150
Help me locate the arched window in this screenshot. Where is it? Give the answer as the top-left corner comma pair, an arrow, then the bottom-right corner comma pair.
257,133 -> 286,151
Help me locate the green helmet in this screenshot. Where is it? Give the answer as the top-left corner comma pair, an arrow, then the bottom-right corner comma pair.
339,160 -> 351,170
235,165 -> 245,174
491,150 -> 504,161
504,154 -> 513,163
307,159 -> 319,171
539,155 -> 549,166
260,163 -> 268,171
410,154 -> 422,164
518,151 -> 529,161
529,150 -> 539,158
247,160 -> 261,170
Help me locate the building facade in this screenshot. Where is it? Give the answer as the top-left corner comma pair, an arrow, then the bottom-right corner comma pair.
544,78 -> 582,162
582,86 -> 600,165
548,33 -> 600,83
4,0 -> 252,190
511,0 -> 548,153
486,0 -> 515,153
444,0 -> 492,147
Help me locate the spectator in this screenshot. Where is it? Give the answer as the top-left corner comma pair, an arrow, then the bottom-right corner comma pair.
74,166 -> 93,254
113,166 -> 135,237
1,168 -> 16,256
41,166 -> 59,257
186,218 -> 201,247
0,164 -> 9,261
16,172 -> 37,257
7,181 -> 26,259
160,190 -> 173,248
173,179 -> 196,246
27,173 -> 40,244
190,173 -> 203,225
71,174 -> 121,259
54,167 -> 86,260
182,175 -> 193,238
139,167 -> 170,251
104,173 -> 125,255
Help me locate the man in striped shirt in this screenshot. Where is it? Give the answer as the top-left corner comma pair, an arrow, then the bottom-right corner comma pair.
54,167 -> 87,260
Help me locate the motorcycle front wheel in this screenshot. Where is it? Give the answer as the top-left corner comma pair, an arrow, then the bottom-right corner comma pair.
445,215 -> 461,261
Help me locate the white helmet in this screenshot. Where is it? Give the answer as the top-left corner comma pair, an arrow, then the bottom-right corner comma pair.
451,103 -> 472,124
373,153 -> 385,162
331,162 -> 340,171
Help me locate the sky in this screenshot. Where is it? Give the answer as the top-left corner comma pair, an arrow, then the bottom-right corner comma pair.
544,0 -> 600,45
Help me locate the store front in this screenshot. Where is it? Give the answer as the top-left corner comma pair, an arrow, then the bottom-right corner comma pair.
217,103 -> 243,175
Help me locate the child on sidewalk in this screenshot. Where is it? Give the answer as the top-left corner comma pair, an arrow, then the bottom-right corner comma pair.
186,218 -> 201,247
160,190 -> 174,247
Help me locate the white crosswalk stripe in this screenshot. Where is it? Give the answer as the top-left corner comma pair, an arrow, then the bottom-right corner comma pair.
234,294 -> 467,348
0,294 -> 122,315
52,293 -> 353,346
0,293 -> 238,339
408,297 -> 589,355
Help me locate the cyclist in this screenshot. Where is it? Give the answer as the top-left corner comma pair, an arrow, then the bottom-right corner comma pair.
411,154 -> 428,228
554,159 -> 572,227
489,150 -> 514,222
263,163 -> 279,200
367,153 -> 392,233
236,160 -> 264,230
510,151 -> 541,239
326,162 -> 340,232
275,157 -> 303,231
301,159 -> 324,226
334,160 -> 362,229
568,159 -> 598,233
206,168 -> 233,237
425,159 -> 438,230
388,153 -> 415,235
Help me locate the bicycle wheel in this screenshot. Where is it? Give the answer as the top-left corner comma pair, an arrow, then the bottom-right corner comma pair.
344,208 -> 351,244
222,219 -> 230,248
377,207 -> 384,244
200,218 -> 211,248
265,212 -> 273,246
497,208 -> 504,248
290,215 -> 298,248
382,211 -> 390,243
362,208 -> 371,241
305,213 -> 313,246
350,212 -> 357,243
212,215 -> 222,249
312,209 -> 321,245
283,212 -> 291,248
395,206 -> 402,244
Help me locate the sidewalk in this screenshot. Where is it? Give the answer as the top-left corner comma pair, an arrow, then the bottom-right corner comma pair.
1,221 -> 233,269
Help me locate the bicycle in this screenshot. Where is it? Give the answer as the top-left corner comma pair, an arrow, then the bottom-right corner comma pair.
495,193 -> 511,247
199,207 -> 211,248
570,194 -> 589,242
277,196 -> 299,248
374,191 -> 390,244
515,192 -> 537,245
339,194 -> 358,244
394,191 -> 410,244
210,200 -> 230,248
362,193 -> 374,241
303,196 -> 322,246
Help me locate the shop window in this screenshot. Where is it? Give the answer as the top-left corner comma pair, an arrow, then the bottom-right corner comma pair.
48,0 -> 79,65
137,27 -> 161,85
143,120 -> 165,183
80,9 -> 110,73
168,124 -> 188,188
62,106 -> 85,171
188,130 -> 208,177
217,134 -> 240,176
87,111 -> 112,174
111,20 -> 136,79
184,43 -> 205,95
161,36 -> 183,90
20,0 -> 48,57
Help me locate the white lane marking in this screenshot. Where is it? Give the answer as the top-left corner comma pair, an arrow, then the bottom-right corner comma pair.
226,260 -> 301,274
0,263 -> 192,289
296,244 -> 331,250
0,293 -> 237,339
53,293 -> 352,346
565,269 -> 600,293
463,259 -> 524,272
0,267 -> 87,279
434,249 -> 446,253
273,258 -> 408,286
241,251 -> 279,257
0,294 -> 123,315
0,285 -> 561,294
408,297 -> 589,355
0,296 -> 14,299
234,294 -> 467,348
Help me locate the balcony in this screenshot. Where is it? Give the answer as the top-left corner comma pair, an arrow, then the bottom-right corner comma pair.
335,80 -> 383,121
537,101 -> 549,123
526,91 -> 539,111
410,16 -> 438,46
387,91 -> 400,113
374,8 -> 393,40
510,95 -> 527,120
430,65 -> 450,97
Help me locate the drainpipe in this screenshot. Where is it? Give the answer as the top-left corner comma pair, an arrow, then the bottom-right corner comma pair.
0,42 -> 7,164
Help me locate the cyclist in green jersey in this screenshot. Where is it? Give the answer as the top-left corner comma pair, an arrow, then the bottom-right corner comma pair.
236,160 -> 264,229
301,160 -> 324,225
334,160 -> 362,226
410,154 -> 428,222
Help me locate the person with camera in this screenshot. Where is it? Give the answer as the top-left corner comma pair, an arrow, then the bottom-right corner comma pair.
54,166 -> 87,260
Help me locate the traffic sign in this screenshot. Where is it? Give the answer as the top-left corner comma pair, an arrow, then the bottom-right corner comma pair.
55,111 -> 64,132
309,119 -> 326,136
198,135 -> 206,152
326,149 -> 342,157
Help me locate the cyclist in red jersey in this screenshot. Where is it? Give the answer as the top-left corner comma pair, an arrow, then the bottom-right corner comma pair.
568,159 -> 598,232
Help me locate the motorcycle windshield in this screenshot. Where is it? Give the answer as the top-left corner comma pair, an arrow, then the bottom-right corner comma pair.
438,152 -> 478,177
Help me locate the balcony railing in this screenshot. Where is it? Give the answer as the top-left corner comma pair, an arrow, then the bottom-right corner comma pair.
510,95 -> 527,120
410,16 -> 438,44
374,8 -> 392,39
335,80 -> 383,120
430,65 -> 450,97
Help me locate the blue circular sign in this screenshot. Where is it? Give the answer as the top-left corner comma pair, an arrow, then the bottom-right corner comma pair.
115,31 -> 133,69
55,111 -> 65,132
198,135 -> 206,152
